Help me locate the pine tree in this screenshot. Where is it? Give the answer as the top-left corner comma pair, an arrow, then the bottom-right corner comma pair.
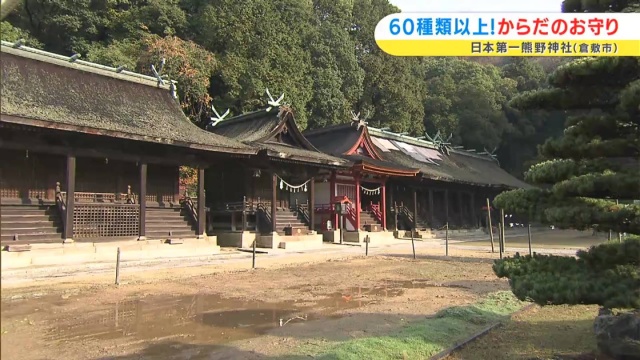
495,57 -> 640,235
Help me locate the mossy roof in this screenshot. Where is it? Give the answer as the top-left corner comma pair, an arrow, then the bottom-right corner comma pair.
0,45 -> 255,154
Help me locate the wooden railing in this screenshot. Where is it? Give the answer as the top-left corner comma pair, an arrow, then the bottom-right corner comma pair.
294,199 -> 310,225
180,191 -> 198,225
55,182 -> 66,235
59,188 -> 133,204
368,201 -> 382,223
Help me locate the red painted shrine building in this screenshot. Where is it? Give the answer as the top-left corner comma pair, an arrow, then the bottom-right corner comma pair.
304,123 -> 419,233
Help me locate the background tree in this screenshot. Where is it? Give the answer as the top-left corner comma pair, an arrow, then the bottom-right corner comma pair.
1,0 -> 576,177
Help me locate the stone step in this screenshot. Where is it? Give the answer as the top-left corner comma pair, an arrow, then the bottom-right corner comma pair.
145,230 -> 196,238
146,225 -> 197,232
1,232 -> 63,243
2,225 -> 62,233
145,218 -> 190,224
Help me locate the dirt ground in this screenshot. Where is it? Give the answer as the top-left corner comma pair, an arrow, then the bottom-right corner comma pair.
450,304 -> 602,360
1,251 -> 508,360
457,229 -> 610,250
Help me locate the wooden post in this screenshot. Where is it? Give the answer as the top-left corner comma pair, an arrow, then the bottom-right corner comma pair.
115,247 -> 121,285
444,189 -> 449,228
457,191 -> 463,226
486,198 -> 495,253
527,223 -> 532,256
242,196 -> 247,232
138,163 -> 147,240
498,222 -> 503,259
428,189 -> 434,229
381,181 -> 387,231
63,155 -> 76,242
394,201 -> 399,232
412,188 -> 418,231
271,173 -> 277,233
355,175 -> 361,230
197,167 -> 205,237
445,222 -> 449,256
330,171 -> 337,229
309,177 -> 315,232
470,192 -> 476,228
389,186 -> 398,230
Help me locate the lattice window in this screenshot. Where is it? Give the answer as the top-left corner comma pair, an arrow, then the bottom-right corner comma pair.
73,204 -> 140,238
337,184 -> 356,201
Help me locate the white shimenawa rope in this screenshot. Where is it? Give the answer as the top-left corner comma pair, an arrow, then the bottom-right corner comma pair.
361,185 -> 381,195
277,175 -> 311,193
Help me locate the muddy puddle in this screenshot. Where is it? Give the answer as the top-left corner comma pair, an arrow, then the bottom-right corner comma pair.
43,280 -> 468,350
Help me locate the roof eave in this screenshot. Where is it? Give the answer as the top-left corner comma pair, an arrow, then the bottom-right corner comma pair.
0,114 -> 257,155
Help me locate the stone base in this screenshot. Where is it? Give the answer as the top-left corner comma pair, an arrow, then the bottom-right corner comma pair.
0,237 -> 220,270
214,231 -> 258,248
257,232 -> 324,251
343,231 -> 397,244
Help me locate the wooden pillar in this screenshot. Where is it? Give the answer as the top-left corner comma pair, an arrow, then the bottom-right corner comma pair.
444,189 -> 449,225
271,173 -> 277,233
330,171 -> 337,229
470,191 -> 476,228
138,163 -> 147,240
381,181 -> 387,231
309,177 -> 315,232
197,167 -> 206,237
412,188 -> 418,230
457,191 -> 464,226
428,189 -> 434,228
388,183 -> 394,230
63,155 -> 76,242
355,174 -> 361,230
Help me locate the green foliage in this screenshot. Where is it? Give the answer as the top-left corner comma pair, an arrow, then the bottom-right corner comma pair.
498,2 -> 640,234
0,21 -> 42,47
3,0 -> 567,170
494,238 -> 640,308
308,292 -> 525,360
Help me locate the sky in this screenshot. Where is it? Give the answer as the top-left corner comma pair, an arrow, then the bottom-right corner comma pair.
388,0 -> 565,13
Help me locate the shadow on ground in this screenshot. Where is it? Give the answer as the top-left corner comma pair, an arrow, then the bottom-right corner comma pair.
382,253 -> 497,264
451,306 -> 602,360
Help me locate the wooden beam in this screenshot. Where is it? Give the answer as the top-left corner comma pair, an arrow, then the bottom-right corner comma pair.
138,163 -> 147,240
64,155 -> 75,242
197,167 -> 206,237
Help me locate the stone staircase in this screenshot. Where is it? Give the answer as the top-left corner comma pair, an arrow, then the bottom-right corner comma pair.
1,204 -> 63,246
273,208 -> 310,235
359,210 -> 382,231
145,207 -> 197,239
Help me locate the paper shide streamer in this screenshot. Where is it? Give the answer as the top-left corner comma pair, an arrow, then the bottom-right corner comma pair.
361,185 -> 382,195
277,175 -> 311,193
